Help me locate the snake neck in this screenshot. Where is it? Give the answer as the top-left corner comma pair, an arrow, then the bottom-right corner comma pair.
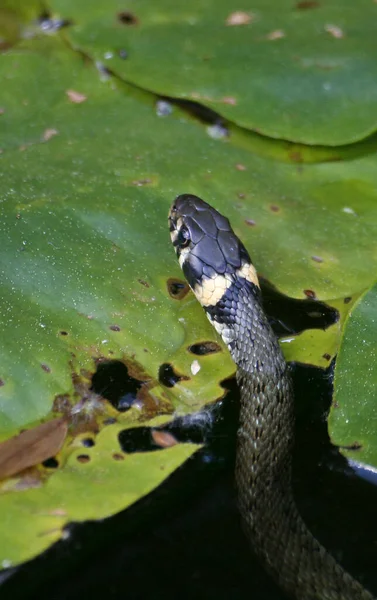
211,283 -> 374,600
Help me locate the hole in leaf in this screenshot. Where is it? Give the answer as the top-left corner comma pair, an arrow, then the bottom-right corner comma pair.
42,457 -> 59,469
167,278 -> 189,300
117,11 -> 138,25
77,454 -> 90,463
91,360 -> 145,412
158,363 -> 189,388
260,277 -> 338,336
118,411 -> 215,453
81,438 -> 95,448
188,342 -> 222,356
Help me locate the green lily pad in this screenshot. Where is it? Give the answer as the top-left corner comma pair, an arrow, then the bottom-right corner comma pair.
0,417 -> 199,568
329,283 -> 377,467
2,29 -> 377,568
49,0 -> 377,145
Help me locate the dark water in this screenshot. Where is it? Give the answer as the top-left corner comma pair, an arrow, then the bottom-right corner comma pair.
1,363 -> 377,600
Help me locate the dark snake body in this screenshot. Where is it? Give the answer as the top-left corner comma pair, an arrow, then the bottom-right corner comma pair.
168,194 -> 374,600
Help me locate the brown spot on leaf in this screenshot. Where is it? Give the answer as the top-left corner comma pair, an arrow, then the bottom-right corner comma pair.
117,11 -> 138,25
132,178 -> 152,186
52,394 -> 71,414
48,508 -> 67,516
112,452 -> 125,460
109,325 -> 121,332
222,96 -> 237,105
41,363 -> 51,373
151,430 -> 178,448
344,296 -> 352,304
339,442 -> 362,451
138,279 -> 150,288
266,29 -> 285,40
311,255 -> 324,263
304,289 -> 316,299
322,353 -> 331,361
42,128 -> 58,141
0,418 -> 68,480
296,0 -> 319,8
270,205 -> 280,213
0,379 -> 4,387
245,219 -> 256,226
167,278 -> 190,300
236,163 -> 246,171
77,454 -> 90,463
59,330 -> 68,336
289,151 -> 303,162
325,24 -> 344,38
66,89 -> 87,104
226,11 -> 254,25
188,341 -> 222,356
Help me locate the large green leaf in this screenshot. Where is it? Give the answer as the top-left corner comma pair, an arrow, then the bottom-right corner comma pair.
1,7 -> 377,568
329,283 -> 377,467
50,0 -> 377,145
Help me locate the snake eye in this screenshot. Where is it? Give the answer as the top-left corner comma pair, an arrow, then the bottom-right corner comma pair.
177,225 -> 191,248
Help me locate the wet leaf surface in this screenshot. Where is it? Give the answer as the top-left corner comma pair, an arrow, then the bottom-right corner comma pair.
50,0 -> 377,144
0,0 -> 377,571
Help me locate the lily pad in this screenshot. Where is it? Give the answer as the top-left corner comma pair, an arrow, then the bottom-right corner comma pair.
49,0 -> 377,145
329,283 -> 377,467
1,27 -> 377,568
0,417 -> 199,568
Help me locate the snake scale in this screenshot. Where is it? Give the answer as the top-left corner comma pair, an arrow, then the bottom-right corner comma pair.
168,194 -> 374,600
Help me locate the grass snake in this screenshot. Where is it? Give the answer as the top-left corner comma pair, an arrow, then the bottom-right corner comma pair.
168,193 -> 374,600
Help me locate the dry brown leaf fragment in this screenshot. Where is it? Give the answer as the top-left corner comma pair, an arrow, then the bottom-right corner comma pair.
226,11 -> 254,26
151,430 -> 178,448
66,89 -> 87,104
0,417 -> 68,480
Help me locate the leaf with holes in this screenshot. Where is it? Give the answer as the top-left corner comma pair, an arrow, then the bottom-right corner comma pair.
2,13 -> 377,568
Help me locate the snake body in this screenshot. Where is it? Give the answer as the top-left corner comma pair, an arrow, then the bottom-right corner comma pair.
168,194 -> 374,600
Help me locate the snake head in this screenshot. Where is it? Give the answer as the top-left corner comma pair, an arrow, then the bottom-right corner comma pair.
168,194 -> 259,307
